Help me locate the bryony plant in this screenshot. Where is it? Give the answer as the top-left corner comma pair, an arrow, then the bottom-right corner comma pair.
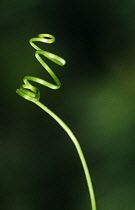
16,34 -> 96,210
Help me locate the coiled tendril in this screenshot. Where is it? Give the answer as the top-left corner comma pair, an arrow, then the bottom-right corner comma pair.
16,34 -> 96,210
16,34 -> 66,102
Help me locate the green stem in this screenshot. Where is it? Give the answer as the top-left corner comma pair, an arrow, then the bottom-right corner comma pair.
34,100 -> 96,210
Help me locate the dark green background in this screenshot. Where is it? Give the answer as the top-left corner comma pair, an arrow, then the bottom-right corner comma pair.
1,0 -> 135,209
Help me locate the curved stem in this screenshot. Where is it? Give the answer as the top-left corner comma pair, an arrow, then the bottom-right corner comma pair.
34,100 -> 96,210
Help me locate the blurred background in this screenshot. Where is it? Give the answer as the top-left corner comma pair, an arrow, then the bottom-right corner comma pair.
1,0 -> 135,209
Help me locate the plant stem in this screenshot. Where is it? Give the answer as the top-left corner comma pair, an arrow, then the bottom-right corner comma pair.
34,100 -> 96,210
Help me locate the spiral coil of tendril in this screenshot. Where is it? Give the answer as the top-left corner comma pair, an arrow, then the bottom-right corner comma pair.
16,34 -> 66,102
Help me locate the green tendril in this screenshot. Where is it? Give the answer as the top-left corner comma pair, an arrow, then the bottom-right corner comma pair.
16,34 -> 96,210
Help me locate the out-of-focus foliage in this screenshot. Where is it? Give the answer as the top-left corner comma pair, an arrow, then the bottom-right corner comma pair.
1,0 -> 135,209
